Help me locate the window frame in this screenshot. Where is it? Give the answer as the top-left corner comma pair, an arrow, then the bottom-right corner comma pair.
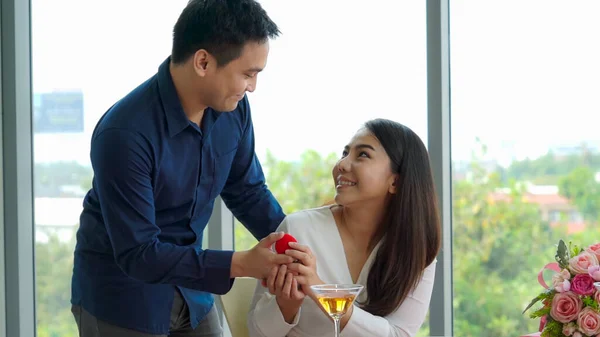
1,0 -> 37,335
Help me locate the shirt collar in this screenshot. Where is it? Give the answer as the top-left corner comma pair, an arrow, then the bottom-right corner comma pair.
157,56 -> 190,137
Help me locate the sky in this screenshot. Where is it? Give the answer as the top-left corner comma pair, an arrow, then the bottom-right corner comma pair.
30,0 -> 600,167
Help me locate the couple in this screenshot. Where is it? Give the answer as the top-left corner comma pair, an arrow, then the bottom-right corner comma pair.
247,119 -> 440,337
69,0 -> 440,336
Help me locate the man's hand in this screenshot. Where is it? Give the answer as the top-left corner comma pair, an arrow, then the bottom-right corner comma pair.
230,232 -> 294,279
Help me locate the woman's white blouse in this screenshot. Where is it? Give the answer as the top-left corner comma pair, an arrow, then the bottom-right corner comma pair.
246,206 -> 436,337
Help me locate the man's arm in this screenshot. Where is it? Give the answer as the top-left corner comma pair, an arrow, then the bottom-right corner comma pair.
220,96 -> 285,240
91,128 -> 233,294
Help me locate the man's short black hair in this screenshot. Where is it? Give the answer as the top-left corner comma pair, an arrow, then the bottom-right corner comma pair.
172,0 -> 280,67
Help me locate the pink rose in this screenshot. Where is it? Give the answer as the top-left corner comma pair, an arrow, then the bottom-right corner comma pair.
570,251 -> 599,274
587,243 -> 600,261
562,322 -> 577,336
557,268 -> 572,280
572,274 -> 596,296
595,290 -> 600,304
555,280 -> 571,292
577,307 -> 600,336
554,269 -> 573,292
550,291 -> 583,323
554,268 -> 572,283
572,332 -> 582,337
589,265 -> 600,281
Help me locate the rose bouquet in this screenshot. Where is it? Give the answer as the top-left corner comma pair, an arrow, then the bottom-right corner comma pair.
524,240 -> 600,337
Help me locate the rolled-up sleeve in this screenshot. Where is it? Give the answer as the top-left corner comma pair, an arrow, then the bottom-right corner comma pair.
91,128 -> 234,294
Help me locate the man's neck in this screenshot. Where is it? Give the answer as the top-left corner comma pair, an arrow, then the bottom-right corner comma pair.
169,62 -> 206,126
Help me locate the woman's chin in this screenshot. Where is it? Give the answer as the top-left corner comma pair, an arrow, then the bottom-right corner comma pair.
333,195 -> 356,207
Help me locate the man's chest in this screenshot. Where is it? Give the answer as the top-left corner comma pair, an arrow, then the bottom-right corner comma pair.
151,124 -> 241,219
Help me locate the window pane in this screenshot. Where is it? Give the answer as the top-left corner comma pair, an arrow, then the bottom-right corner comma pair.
234,0 -> 428,246
31,2 -> 188,336
450,1 -> 600,336
233,0 -> 430,334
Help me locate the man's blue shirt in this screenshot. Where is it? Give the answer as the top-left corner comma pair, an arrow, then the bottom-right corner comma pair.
71,57 -> 285,334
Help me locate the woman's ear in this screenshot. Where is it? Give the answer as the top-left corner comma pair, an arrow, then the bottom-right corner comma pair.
388,175 -> 399,194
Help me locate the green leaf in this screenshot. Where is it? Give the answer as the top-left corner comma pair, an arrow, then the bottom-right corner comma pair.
541,318 -> 567,337
523,294 -> 544,314
555,239 -> 570,269
583,296 -> 600,310
530,306 -> 551,318
523,289 -> 555,314
569,241 -> 582,256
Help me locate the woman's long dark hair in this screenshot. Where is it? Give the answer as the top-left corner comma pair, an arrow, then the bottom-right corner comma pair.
360,118 -> 441,317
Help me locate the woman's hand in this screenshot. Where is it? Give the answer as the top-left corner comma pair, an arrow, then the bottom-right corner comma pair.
285,242 -> 324,296
265,264 -> 305,323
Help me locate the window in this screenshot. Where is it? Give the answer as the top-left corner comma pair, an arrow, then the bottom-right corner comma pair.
234,0 -> 430,335
549,210 -> 562,222
31,2 -> 189,336
450,1 -> 600,335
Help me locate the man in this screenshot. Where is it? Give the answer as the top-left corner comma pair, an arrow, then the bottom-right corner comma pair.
70,1 -> 293,336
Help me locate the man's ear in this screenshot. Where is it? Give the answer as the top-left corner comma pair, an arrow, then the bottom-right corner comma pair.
193,49 -> 210,76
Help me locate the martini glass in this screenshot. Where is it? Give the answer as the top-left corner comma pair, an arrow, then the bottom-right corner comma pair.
310,284 -> 364,337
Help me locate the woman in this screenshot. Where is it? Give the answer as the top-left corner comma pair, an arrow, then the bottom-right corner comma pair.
247,118 -> 441,337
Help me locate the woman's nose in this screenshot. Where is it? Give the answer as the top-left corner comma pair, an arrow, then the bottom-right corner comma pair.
337,157 -> 350,172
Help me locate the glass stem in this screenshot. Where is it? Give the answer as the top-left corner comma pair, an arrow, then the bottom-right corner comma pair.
333,316 -> 341,337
